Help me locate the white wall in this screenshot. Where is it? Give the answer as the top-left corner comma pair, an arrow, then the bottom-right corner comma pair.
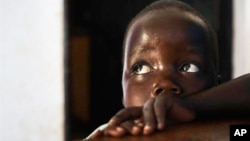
0,0 -> 65,141
233,0 -> 250,78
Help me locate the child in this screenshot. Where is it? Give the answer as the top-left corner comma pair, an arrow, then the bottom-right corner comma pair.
85,0 -> 250,139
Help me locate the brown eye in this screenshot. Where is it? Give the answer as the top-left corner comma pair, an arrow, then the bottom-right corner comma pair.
180,63 -> 200,73
132,63 -> 152,74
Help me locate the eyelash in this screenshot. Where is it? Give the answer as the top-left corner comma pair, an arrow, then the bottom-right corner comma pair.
179,62 -> 200,73
131,61 -> 201,75
131,61 -> 153,75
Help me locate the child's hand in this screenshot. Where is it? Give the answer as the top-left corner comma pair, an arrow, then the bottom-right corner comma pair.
84,110 -> 144,140
84,124 -> 108,140
99,107 -> 143,137
107,94 -> 196,135
103,119 -> 144,137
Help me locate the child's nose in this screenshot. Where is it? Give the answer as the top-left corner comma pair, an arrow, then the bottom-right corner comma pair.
151,79 -> 182,97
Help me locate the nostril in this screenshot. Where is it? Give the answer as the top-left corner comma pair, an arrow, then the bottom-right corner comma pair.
171,88 -> 181,94
155,88 -> 165,95
152,83 -> 182,97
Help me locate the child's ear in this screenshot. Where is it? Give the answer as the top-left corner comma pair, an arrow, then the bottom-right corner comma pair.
216,74 -> 222,85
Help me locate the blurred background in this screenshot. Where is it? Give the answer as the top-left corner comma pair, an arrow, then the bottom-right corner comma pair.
66,0 -> 232,139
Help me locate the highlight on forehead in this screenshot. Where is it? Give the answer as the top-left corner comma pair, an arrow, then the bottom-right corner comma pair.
123,0 -> 219,73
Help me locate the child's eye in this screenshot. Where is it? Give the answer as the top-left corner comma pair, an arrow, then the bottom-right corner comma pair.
179,62 -> 200,73
131,63 -> 152,75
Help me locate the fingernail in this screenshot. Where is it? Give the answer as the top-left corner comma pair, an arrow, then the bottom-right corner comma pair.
132,126 -> 140,135
116,127 -> 123,132
132,126 -> 139,132
144,125 -> 151,130
143,125 -> 152,135
158,123 -> 164,130
137,122 -> 144,127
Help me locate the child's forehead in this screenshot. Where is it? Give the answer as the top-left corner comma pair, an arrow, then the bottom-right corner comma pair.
126,10 -> 210,51
123,8 -> 218,73
123,9 -> 214,64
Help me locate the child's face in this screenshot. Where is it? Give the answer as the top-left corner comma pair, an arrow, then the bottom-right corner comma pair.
122,10 -> 217,107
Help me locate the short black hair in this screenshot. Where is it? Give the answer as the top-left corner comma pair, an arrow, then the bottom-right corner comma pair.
122,0 -> 219,73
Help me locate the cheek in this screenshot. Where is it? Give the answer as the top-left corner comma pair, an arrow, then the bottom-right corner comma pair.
122,79 -> 151,107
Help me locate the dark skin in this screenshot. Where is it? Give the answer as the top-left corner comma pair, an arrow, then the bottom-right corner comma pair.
85,10 -> 250,140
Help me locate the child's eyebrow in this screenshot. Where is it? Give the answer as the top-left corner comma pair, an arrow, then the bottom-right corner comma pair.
129,45 -> 156,57
187,45 -> 207,58
186,45 -> 201,53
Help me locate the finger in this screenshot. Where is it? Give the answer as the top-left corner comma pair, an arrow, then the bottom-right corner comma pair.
131,125 -> 143,135
85,124 -> 108,140
108,107 -> 142,126
134,119 -> 144,127
121,121 -> 143,135
104,126 -> 127,137
143,98 -> 156,135
168,97 -> 195,122
154,95 -> 174,130
85,130 -> 103,140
